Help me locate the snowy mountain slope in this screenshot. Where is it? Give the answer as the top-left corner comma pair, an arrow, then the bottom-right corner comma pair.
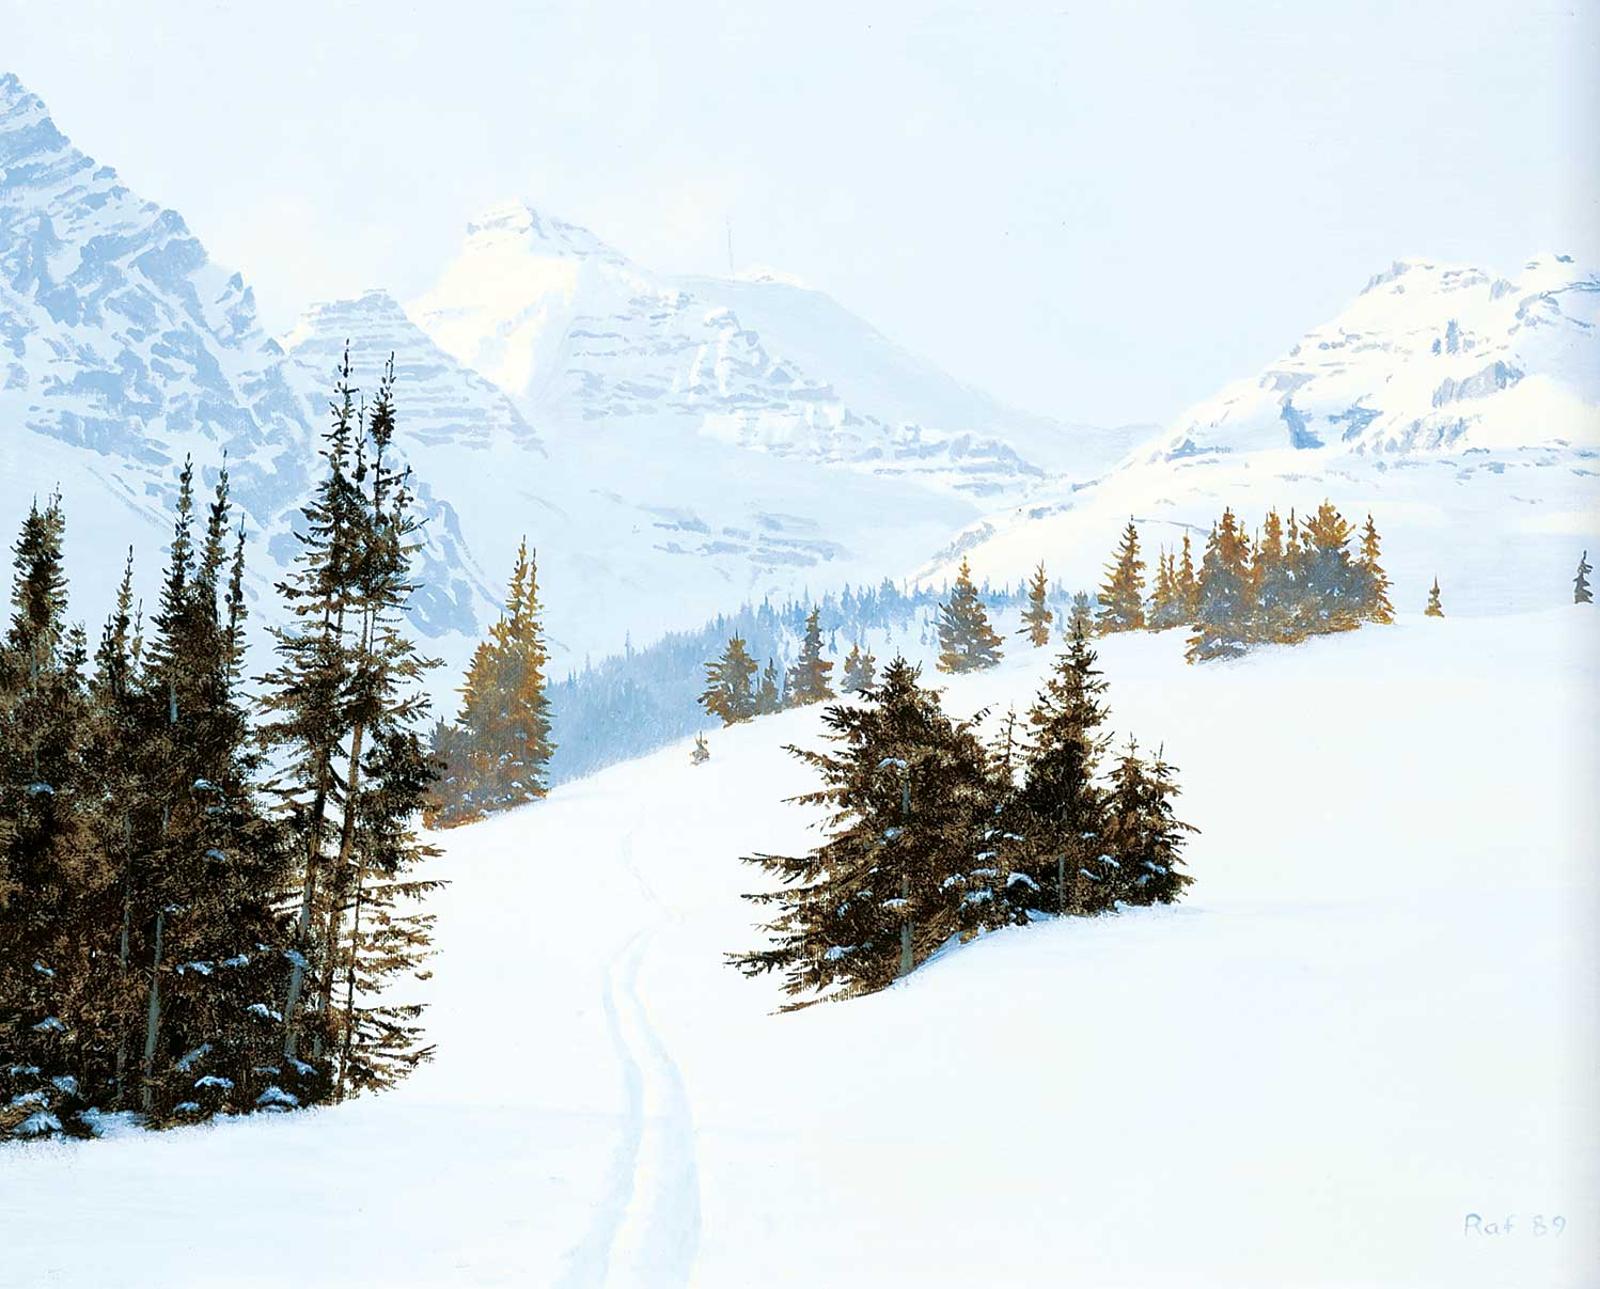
284,290 -> 544,456
0,74 -> 489,643
677,270 -> 1156,478
1152,254 -> 1599,459
916,255 -> 1600,614
408,200 -> 1064,496
7,608 -> 1595,1288
280,282 -> 978,674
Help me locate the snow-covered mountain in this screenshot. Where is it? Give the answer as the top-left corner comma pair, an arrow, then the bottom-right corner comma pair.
409,200 -> 1137,493
917,254 -> 1600,617
2,72 -> 1128,679
1151,254 -> 1599,459
0,73 -> 487,641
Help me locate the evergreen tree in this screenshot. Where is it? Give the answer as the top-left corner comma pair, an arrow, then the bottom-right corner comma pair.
1298,501 -> 1368,633
1283,507 -> 1311,634
131,463 -> 291,1125
755,659 -> 782,714
1358,514 -> 1395,624
1424,577 -> 1444,618
786,608 -> 835,705
840,642 -> 878,694
1067,590 -> 1095,640
0,495 -> 99,1138
1019,562 -> 1054,646
311,361 -> 441,1099
1251,509 -> 1294,642
1575,551 -> 1593,605
260,348 -> 440,1103
1010,619 -> 1112,916
1176,532 -> 1199,619
700,635 -> 758,724
433,538 -> 554,825
729,658 -> 996,999
1148,549 -> 1185,630
935,558 -> 1003,673
1186,510 -> 1255,662
1096,518 -> 1146,633
1102,740 -> 1196,906
258,353 -> 367,1085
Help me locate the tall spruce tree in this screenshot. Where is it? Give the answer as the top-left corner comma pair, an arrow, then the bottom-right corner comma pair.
1424,577 -> 1444,618
1011,618 -> 1112,916
433,538 -> 555,825
700,635 -> 758,725
133,465 -> 290,1124
729,658 -> 996,999
1574,551 -> 1593,605
1096,518 -> 1146,633
787,608 -> 835,705
936,558 -> 1003,673
0,495 -> 99,1138
1019,562 -> 1054,646
260,348 -> 441,1103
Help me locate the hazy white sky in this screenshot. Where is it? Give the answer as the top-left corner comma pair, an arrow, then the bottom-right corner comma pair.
4,0 -> 1595,427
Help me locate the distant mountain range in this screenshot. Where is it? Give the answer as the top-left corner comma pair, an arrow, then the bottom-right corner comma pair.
4,66 -> 1595,693
0,72 -> 1133,679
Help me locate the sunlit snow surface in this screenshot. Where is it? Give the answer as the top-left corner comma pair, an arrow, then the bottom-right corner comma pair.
5,609 -> 1596,1288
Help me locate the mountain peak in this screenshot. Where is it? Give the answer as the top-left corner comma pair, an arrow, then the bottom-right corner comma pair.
463,200 -> 627,265
0,71 -> 66,157
0,70 -> 37,109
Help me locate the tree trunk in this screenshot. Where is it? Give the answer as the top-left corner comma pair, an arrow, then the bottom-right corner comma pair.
138,907 -> 164,1114
335,861 -> 370,1102
113,813 -> 132,1109
897,775 -> 913,978
282,749 -> 331,1060
317,717 -> 366,1020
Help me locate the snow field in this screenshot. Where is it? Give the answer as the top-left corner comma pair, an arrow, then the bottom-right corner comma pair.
8,607 -> 1595,1286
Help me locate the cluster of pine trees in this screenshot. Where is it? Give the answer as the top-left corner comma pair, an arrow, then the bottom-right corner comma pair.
700,608 -> 881,724
1094,503 -> 1397,661
0,351 -> 441,1140
730,621 -> 1193,1002
427,539 -> 554,827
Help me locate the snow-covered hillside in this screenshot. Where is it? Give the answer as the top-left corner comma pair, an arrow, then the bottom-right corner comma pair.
7,608 -> 1595,1288
1152,255 -> 1599,459
919,255 -> 1600,616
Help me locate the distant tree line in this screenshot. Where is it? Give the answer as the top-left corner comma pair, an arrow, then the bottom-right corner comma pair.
1094,501 -> 1397,660
730,621 -> 1193,1002
0,351 -> 440,1141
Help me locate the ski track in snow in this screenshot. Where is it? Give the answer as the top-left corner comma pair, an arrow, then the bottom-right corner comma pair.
559,836 -> 702,1287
